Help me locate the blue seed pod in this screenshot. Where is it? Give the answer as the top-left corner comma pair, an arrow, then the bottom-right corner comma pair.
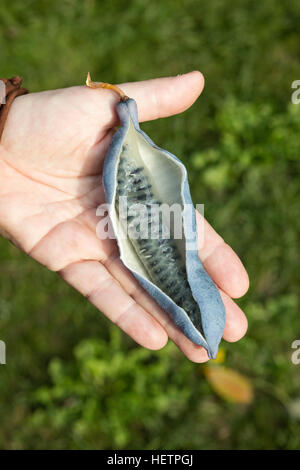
87,76 -> 226,359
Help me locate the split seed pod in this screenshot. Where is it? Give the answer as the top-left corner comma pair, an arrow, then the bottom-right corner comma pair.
87,74 -> 225,359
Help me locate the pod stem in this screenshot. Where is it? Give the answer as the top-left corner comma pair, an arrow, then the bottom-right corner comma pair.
86,72 -> 129,102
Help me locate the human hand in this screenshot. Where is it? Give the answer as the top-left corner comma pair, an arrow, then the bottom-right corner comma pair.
0,72 -> 249,362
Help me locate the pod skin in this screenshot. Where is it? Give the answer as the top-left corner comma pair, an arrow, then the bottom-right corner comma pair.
100,96 -> 226,359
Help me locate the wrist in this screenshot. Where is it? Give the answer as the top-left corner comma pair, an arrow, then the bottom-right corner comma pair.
0,76 -> 28,141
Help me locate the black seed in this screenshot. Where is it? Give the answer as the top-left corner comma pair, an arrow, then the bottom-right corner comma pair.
130,167 -> 144,174
154,267 -> 162,275
134,178 -> 143,185
136,184 -> 152,192
149,261 -> 157,268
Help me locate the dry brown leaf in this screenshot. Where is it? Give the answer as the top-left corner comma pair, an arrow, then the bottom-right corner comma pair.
205,366 -> 254,404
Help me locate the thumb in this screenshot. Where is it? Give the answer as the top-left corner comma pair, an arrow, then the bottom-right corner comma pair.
84,71 -> 205,128
119,71 -> 205,122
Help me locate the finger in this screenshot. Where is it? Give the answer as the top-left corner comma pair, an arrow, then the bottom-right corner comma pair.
220,290 -> 248,342
60,260 -> 168,350
196,210 -> 249,298
119,71 -> 205,122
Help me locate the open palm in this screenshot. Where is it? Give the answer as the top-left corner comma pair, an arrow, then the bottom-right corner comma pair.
0,72 -> 249,362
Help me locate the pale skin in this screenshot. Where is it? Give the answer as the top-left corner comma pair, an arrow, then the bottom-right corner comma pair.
0,72 -> 249,362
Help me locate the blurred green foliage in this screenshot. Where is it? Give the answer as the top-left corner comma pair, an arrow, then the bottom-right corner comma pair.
0,0 -> 300,450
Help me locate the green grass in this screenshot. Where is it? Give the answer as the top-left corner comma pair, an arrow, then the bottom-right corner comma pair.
0,0 -> 300,449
